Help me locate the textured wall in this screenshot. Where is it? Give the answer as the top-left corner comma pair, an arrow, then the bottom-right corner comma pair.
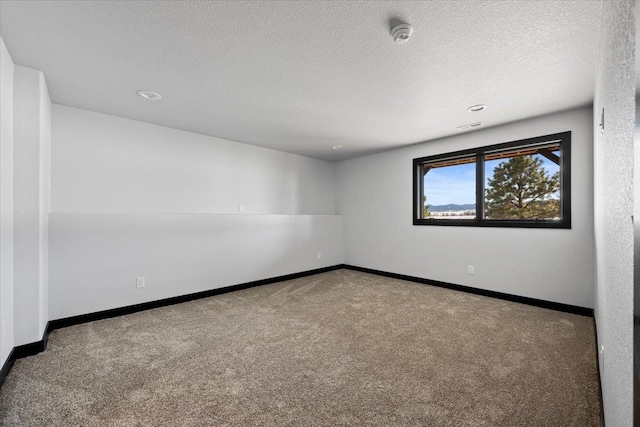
593,0 -> 635,425
38,67 -> 51,344
337,107 -> 595,309
0,37 -> 15,368
12,66 -> 51,346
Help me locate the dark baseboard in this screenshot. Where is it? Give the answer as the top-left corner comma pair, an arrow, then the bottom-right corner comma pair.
342,265 -> 594,317
0,322 -> 50,389
49,265 -> 345,331
12,322 -> 50,360
0,348 -> 15,389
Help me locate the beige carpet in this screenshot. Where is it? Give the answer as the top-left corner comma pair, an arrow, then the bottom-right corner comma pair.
0,269 -> 600,426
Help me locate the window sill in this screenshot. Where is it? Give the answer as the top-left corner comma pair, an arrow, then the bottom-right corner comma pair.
413,219 -> 571,229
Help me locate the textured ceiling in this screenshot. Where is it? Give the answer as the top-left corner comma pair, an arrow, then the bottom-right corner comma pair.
0,1 -> 602,161
636,0 -> 640,91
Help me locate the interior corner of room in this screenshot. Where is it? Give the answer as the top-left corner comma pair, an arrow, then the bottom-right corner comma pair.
0,0 -> 636,425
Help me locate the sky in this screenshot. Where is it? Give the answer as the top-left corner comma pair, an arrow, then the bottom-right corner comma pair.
423,153 -> 560,207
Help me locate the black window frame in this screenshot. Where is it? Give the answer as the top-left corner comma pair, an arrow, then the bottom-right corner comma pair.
413,131 -> 571,229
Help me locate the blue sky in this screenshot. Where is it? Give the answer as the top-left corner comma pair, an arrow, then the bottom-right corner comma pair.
423,153 -> 560,206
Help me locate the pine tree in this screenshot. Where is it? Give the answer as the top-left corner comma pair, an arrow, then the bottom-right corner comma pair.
422,195 -> 430,218
485,155 -> 560,220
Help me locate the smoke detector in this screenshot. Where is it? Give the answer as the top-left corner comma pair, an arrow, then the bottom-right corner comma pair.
391,24 -> 413,44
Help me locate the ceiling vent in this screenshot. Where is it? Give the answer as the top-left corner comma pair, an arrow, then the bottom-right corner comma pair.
457,122 -> 482,131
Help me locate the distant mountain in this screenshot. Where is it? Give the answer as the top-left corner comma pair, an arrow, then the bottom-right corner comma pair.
428,204 -> 475,212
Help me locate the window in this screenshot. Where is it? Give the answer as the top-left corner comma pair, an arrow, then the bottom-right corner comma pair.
413,132 -> 571,228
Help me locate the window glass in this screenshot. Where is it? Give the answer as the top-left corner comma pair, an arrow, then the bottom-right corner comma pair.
484,144 -> 561,220
422,158 -> 476,219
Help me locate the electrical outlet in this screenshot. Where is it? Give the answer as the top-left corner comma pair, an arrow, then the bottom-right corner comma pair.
467,265 -> 475,275
239,204 -> 245,213
317,252 -> 322,260
136,277 -> 145,289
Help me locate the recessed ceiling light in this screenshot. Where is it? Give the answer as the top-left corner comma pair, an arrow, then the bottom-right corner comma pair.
137,90 -> 162,101
467,104 -> 486,112
331,145 -> 343,150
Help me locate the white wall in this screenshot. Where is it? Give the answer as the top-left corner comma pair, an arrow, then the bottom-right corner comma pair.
39,69 -> 51,339
13,65 -> 51,346
337,107 -> 595,309
49,214 -> 342,320
50,106 -> 342,320
52,106 -> 335,215
593,0 -> 635,425
0,37 -> 15,367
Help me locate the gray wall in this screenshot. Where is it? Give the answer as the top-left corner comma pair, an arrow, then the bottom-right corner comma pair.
49,106 -> 342,320
49,213 -> 342,320
593,0 -> 635,425
0,37 -> 15,368
52,105 -> 335,215
336,107 -> 595,309
0,37 -> 52,367
13,65 -> 51,346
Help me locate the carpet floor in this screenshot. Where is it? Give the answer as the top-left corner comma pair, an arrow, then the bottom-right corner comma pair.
0,269 -> 601,426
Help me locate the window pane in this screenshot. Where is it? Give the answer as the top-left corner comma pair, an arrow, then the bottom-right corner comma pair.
484,145 -> 561,220
422,159 -> 476,219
